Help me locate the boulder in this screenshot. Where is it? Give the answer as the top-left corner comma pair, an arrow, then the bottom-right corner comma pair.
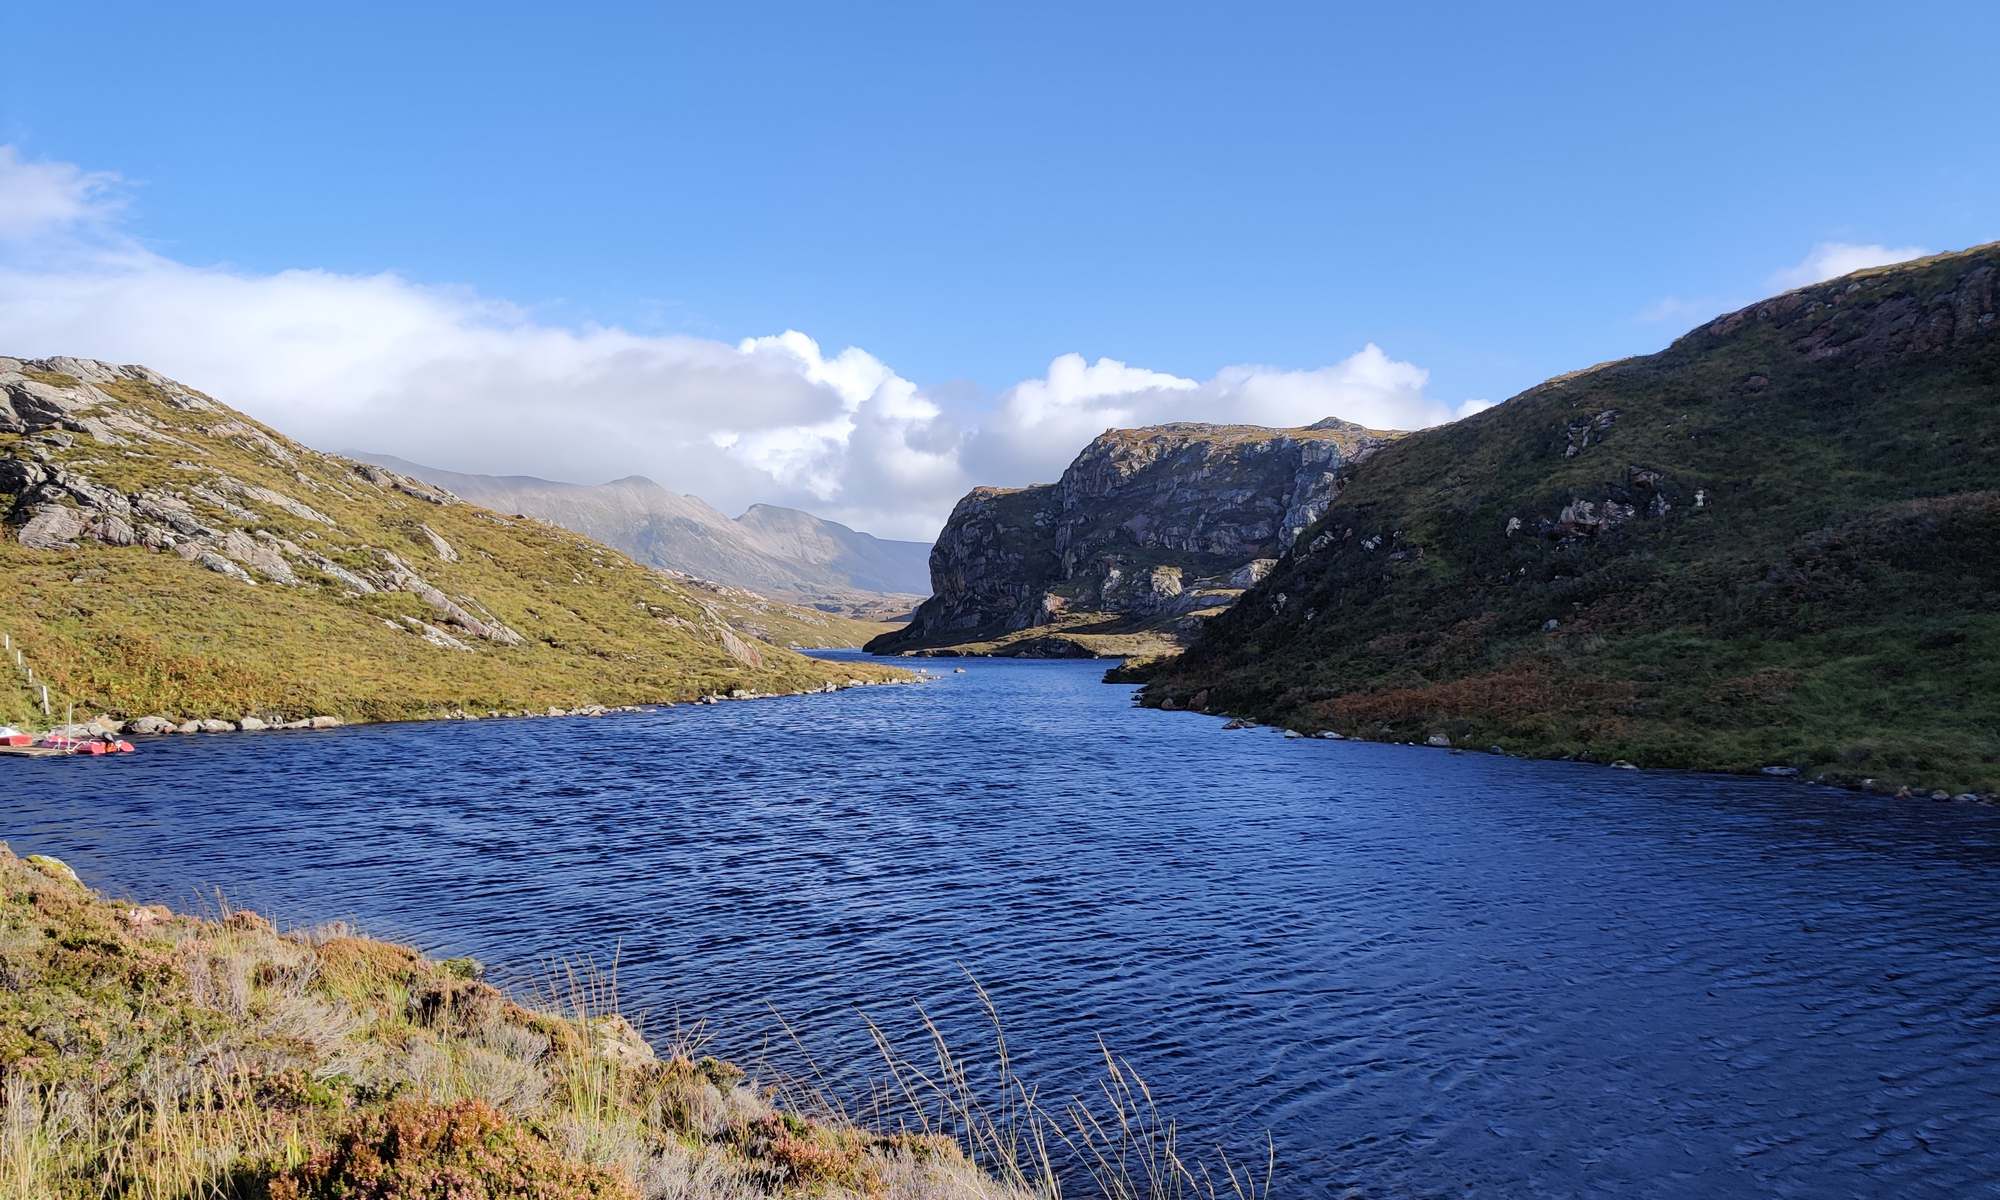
307,716 -> 341,729
189,548 -> 258,585
220,530 -> 297,585
197,719 -> 236,733
122,903 -> 172,929
587,1014 -> 657,1068
419,523 -> 460,562
17,504 -> 85,549
175,721 -> 201,734
24,854 -> 79,884
127,715 -> 176,735
1426,733 -> 1453,748
237,716 -> 269,732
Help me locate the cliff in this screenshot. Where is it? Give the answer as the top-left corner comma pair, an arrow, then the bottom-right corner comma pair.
0,357 -> 905,728
1136,243 -> 2000,794
867,419 -> 1396,656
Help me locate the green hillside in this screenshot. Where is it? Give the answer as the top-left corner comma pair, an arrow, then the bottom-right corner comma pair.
1136,244 -> 2000,795
0,357 -> 904,728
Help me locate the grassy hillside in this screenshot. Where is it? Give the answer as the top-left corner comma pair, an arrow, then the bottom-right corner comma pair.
0,357 -> 904,729
0,845 -> 1265,1199
1136,244 -> 2000,795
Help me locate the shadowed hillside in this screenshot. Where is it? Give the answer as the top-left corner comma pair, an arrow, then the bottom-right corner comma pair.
1134,244 -> 2000,794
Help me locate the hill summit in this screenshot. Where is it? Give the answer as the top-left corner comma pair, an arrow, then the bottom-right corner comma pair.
1136,243 -> 2000,793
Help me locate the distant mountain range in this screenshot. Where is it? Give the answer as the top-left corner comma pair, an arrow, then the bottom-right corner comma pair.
352,455 -> 931,615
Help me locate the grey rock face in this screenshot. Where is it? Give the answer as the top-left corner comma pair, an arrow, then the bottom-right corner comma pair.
17,504 -> 85,549
221,529 -> 298,584
377,553 -> 523,645
872,419 -> 1394,652
420,523 -> 460,562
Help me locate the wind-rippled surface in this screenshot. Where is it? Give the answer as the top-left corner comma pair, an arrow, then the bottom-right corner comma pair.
8,652 -> 2000,1197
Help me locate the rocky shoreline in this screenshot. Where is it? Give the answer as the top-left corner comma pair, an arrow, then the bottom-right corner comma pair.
1154,700 -> 1999,806
29,673 -> 926,743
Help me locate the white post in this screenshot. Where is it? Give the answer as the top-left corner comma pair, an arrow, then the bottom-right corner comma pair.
41,686 -> 49,716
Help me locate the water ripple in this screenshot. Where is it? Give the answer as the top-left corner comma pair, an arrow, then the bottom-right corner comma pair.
6,653 -> 1999,1198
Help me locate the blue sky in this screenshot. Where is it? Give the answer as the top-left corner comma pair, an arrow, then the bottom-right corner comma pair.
2,1 -> 1996,537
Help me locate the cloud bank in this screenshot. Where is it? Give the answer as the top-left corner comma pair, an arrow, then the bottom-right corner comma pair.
1640,241 -> 1935,329
1769,242 -> 1930,290
0,146 -> 1478,539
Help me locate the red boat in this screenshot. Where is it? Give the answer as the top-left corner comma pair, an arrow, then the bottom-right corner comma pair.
33,733 -> 136,756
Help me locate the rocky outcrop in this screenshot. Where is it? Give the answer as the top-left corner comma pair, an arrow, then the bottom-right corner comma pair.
0,358 -> 536,649
1,355 -> 912,726
869,419 -> 1395,653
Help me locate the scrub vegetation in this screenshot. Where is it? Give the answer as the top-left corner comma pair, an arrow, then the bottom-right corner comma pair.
0,846 -> 1271,1200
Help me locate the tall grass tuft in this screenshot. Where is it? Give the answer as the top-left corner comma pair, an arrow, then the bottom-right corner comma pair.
852,975 -> 1273,1200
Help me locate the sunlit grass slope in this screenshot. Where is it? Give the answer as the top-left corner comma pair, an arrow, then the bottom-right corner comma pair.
0,357 -> 904,727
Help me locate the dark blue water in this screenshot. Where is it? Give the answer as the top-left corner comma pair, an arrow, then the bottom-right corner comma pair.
7,653 -> 1999,1198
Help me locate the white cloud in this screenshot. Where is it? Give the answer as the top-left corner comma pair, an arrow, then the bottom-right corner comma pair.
1639,240 -> 1935,333
0,146 -> 123,240
1769,242 -> 1930,290
961,344 -> 1459,487
0,144 -> 1480,541
1636,295 -> 1713,324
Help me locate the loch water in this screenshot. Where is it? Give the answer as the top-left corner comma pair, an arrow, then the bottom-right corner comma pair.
7,652 -> 1999,1198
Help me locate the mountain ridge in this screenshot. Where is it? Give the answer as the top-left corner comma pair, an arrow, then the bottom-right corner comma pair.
353,452 -> 930,615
